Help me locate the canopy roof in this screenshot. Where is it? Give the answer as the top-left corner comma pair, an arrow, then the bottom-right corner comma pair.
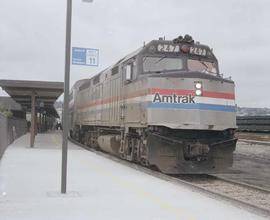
0,80 -> 64,118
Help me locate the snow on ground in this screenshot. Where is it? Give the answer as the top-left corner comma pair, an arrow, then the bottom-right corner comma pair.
0,132 -> 267,220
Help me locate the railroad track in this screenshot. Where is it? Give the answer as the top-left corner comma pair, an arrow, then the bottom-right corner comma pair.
69,137 -> 270,217
238,139 -> 270,146
175,174 -> 270,214
212,174 -> 270,194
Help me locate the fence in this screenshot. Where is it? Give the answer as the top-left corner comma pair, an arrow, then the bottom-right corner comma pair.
0,113 -> 27,159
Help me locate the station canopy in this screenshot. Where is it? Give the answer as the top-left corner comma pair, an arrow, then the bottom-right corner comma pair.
0,80 -> 64,118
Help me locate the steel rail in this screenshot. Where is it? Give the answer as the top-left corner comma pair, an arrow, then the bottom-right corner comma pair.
238,139 -> 270,146
212,175 -> 270,194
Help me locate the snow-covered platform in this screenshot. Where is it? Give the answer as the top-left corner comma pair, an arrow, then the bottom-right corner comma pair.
0,132 -> 267,220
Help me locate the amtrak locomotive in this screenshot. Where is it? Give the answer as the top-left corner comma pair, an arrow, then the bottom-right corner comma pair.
69,35 -> 237,174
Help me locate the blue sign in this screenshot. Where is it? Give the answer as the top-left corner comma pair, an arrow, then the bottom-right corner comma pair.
72,47 -> 99,66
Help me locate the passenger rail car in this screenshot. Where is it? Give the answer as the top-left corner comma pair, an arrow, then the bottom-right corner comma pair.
237,116 -> 270,132
69,35 -> 237,174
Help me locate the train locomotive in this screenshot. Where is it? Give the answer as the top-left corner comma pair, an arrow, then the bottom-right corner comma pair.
69,35 -> 237,174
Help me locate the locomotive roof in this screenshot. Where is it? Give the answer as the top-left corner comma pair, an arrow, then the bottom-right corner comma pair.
70,78 -> 90,92
71,37 -> 217,89
113,39 -> 214,65
113,46 -> 143,66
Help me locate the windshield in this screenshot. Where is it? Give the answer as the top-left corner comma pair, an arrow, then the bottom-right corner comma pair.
187,59 -> 218,75
143,56 -> 183,72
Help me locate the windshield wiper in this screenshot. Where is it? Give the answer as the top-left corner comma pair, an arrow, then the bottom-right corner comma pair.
199,60 -> 217,75
155,55 -> 168,64
200,60 -> 209,70
142,57 -> 147,63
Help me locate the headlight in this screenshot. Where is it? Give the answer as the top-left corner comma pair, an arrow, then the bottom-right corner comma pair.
195,89 -> 202,96
194,81 -> 203,96
195,82 -> 202,89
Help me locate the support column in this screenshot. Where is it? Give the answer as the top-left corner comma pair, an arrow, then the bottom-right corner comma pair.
30,92 -> 36,148
43,114 -> 46,131
35,112 -> 38,136
39,112 -> 42,133
44,115 -> 47,132
42,113 -> 45,132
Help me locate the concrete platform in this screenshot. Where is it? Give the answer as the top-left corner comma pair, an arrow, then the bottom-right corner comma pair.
0,132 -> 267,220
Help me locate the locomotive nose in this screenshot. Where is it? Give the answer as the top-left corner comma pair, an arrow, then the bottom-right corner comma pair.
147,76 -> 236,130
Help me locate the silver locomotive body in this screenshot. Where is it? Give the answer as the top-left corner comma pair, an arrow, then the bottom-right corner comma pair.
70,35 -> 237,174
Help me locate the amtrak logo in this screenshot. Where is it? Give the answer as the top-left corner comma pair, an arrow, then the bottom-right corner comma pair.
153,93 -> 195,104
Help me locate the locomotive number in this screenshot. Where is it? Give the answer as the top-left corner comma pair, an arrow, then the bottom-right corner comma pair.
189,47 -> 207,56
157,44 -> 180,53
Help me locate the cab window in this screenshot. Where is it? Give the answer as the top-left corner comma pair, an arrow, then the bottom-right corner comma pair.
187,59 -> 218,75
123,59 -> 136,82
143,56 -> 183,73
125,64 -> 132,81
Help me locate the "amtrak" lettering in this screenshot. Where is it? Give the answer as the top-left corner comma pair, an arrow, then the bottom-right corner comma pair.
153,93 -> 195,104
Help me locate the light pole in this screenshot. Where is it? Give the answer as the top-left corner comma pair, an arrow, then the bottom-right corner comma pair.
61,0 -> 72,194
61,0 -> 94,194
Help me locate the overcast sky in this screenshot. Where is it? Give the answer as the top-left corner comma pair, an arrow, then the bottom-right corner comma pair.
0,0 -> 269,107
